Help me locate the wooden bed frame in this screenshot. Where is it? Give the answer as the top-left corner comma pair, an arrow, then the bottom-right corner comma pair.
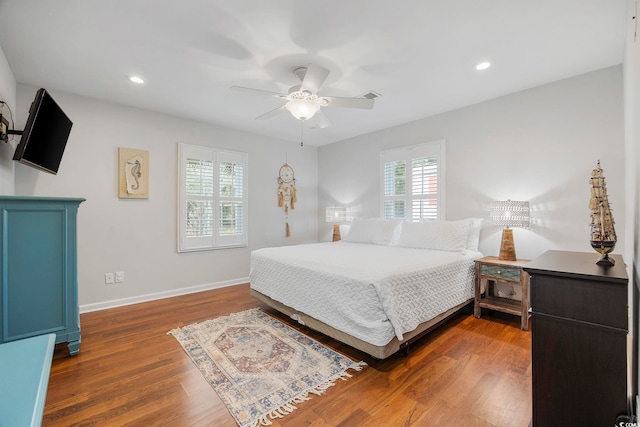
251,289 -> 472,359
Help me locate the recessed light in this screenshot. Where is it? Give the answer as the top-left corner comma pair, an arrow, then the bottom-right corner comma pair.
129,76 -> 145,84
475,62 -> 491,71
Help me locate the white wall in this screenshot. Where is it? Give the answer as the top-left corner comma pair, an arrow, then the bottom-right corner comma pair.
625,0 -> 640,408
318,66 -> 625,262
0,45 -> 16,195
14,85 -> 319,310
624,0 -> 640,277
626,1 -> 640,293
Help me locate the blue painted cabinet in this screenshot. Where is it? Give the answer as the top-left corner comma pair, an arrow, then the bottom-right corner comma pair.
0,196 -> 85,355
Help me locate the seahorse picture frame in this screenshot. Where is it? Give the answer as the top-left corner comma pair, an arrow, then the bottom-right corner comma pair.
118,147 -> 149,199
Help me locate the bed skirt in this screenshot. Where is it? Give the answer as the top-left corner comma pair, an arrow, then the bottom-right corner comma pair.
251,289 -> 472,359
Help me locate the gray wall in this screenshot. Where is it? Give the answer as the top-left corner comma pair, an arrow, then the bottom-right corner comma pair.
318,66 -> 626,262
0,45 -> 15,194
624,0 -> 640,407
12,85 -> 319,310
626,1 -> 640,299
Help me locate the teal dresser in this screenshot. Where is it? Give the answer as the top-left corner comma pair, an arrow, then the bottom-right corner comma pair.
0,196 -> 85,355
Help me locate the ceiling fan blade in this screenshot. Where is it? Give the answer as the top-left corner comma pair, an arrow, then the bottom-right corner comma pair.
305,109 -> 332,129
230,86 -> 288,99
255,104 -> 288,120
299,63 -> 330,94
322,96 -> 374,109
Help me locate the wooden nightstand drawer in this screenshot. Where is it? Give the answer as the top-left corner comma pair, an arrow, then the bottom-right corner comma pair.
480,264 -> 520,282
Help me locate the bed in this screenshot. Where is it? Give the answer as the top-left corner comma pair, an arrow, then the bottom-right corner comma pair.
250,217 -> 483,359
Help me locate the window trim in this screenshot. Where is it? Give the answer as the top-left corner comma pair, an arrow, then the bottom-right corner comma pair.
379,140 -> 446,220
177,143 -> 248,252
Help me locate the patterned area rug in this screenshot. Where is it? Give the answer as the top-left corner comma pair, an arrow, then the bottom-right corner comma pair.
168,308 -> 366,427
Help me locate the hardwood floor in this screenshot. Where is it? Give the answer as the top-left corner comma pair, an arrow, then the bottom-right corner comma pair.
43,284 -> 532,426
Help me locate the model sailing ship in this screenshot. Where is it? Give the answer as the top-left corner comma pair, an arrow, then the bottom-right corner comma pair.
589,160 -> 617,266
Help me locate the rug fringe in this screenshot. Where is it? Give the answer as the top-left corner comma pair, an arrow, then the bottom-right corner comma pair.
247,362 -> 368,427
251,398 -> 307,427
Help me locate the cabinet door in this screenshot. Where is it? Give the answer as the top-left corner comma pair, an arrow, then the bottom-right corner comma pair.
532,314 -> 627,426
1,208 -> 69,342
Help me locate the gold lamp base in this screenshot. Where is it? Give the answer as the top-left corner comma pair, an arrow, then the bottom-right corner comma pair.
499,228 -> 517,261
332,223 -> 341,242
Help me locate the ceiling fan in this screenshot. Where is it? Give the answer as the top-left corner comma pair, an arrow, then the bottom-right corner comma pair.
230,63 -> 375,129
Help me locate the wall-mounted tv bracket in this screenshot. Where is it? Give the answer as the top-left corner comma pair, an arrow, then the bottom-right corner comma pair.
0,101 -> 21,143
0,114 -> 9,143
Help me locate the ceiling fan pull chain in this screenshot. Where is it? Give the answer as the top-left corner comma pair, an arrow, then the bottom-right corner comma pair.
300,122 -> 304,147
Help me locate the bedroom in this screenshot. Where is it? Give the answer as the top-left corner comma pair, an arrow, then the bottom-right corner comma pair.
0,1 -> 638,426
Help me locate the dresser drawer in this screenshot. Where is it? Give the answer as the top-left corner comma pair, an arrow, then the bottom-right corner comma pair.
480,264 -> 521,282
530,274 -> 627,329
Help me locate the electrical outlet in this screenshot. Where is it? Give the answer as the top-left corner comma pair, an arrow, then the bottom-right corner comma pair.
115,271 -> 125,283
105,272 -> 115,284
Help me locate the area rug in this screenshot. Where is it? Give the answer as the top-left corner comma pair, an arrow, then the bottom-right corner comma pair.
168,308 -> 366,427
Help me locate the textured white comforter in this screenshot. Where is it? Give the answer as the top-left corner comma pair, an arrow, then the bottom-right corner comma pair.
250,242 -> 481,347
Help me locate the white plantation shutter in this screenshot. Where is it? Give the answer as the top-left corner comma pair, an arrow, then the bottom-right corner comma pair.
178,143 -> 247,252
410,156 -> 438,220
383,160 -> 406,219
380,140 -> 445,221
217,151 -> 245,246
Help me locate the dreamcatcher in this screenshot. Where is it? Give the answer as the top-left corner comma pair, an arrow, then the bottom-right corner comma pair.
277,163 -> 297,237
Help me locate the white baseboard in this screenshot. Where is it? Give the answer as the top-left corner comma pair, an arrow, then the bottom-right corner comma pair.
79,277 -> 250,313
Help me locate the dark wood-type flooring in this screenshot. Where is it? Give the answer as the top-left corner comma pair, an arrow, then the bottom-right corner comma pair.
43,283 -> 532,426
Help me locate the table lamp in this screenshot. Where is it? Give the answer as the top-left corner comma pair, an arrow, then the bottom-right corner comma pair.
326,206 -> 347,242
490,200 -> 530,261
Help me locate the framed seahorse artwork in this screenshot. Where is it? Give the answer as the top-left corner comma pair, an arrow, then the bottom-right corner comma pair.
118,147 -> 149,199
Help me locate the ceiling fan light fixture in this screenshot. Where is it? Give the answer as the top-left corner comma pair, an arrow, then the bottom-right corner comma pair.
285,92 -> 321,120
230,63 -> 375,127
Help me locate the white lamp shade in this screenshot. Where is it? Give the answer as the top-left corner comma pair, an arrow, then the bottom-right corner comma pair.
326,206 -> 347,224
490,200 -> 530,228
286,98 -> 320,120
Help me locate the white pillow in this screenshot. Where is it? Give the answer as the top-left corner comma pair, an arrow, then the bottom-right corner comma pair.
396,219 -> 469,252
343,218 -> 401,245
464,218 -> 483,251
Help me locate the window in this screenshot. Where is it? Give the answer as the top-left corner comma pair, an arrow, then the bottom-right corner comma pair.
380,140 -> 445,221
178,143 -> 247,252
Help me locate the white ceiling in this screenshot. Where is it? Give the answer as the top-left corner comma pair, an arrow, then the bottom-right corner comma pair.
0,0 -> 627,146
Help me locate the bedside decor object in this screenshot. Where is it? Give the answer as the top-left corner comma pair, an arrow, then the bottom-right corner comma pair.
490,199 -> 530,261
118,147 -> 149,199
589,160 -> 617,266
277,163 -> 296,237
326,206 -> 347,241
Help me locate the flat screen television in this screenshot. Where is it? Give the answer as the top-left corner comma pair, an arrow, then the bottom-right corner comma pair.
12,88 -> 73,175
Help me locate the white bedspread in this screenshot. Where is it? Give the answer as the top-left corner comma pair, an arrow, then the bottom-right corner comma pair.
250,242 -> 481,347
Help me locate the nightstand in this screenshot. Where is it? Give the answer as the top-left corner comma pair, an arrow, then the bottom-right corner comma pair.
474,256 -> 530,330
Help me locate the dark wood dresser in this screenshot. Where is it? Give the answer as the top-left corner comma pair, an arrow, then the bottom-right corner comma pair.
524,250 -> 629,426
